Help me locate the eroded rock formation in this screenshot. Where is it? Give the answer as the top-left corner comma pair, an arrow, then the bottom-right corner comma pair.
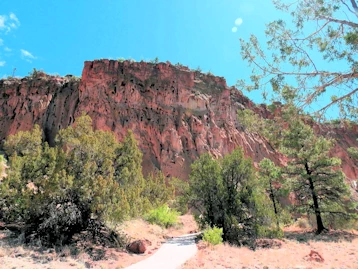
0,60 -> 357,187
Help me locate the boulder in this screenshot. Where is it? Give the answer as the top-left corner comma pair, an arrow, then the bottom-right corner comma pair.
127,239 -> 151,254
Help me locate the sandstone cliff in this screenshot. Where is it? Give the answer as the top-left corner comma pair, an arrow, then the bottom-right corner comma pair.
0,60 -> 357,189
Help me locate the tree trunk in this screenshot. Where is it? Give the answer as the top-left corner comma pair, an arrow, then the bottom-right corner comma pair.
269,180 -> 280,230
305,162 -> 326,234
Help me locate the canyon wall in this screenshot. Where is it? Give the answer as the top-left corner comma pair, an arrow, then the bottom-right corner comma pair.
0,60 -> 357,187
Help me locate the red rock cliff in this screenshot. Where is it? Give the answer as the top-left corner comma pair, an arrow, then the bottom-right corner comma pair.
0,60 -> 357,188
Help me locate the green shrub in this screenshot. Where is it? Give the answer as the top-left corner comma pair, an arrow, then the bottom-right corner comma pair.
202,226 -> 223,245
142,172 -> 174,211
145,205 -> 179,228
257,226 -> 284,239
170,177 -> 190,215
150,57 -> 159,64
324,213 -> 358,230
0,155 -> 6,177
29,190 -> 92,246
0,115 -> 173,246
189,149 -> 264,248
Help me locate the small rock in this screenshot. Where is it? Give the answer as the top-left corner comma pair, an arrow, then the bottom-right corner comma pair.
305,250 -> 324,263
127,240 -> 151,254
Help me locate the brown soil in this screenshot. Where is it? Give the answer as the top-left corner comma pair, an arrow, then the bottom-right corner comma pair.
2,216 -> 357,269
0,214 -> 197,269
181,227 -> 358,269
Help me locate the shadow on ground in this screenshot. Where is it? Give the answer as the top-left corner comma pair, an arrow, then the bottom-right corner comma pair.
284,229 -> 358,243
0,229 -> 121,262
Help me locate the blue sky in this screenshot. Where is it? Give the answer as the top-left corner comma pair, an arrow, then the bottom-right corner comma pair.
0,1 -> 276,98
1,0 -> 349,118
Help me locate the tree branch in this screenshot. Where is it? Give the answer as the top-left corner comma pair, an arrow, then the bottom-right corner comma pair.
350,0 -> 358,12
292,21 -> 331,41
304,71 -> 358,104
341,0 -> 357,15
317,87 -> 358,113
318,15 -> 358,28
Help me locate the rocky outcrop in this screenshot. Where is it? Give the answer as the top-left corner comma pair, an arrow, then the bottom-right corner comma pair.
0,60 -> 357,186
77,60 -> 282,179
0,73 -> 79,146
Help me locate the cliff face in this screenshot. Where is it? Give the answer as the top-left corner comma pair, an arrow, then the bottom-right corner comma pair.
0,60 -> 357,188
78,60 -> 280,179
0,73 -> 80,146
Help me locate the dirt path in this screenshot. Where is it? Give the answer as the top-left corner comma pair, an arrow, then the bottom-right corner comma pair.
125,233 -> 199,269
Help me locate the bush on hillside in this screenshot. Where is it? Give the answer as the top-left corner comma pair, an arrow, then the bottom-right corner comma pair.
145,205 -> 179,228
202,226 -> 223,245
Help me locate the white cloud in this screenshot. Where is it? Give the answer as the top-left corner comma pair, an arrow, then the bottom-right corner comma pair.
232,27 -> 238,33
9,13 -> 19,25
0,61 -> 6,67
21,49 -> 35,58
0,12 -> 20,33
21,49 -> 36,62
235,18 -> 243,26
0,16 -> 5,29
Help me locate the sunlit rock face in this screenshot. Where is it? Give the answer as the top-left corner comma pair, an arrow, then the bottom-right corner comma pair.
0,60 -> 357,185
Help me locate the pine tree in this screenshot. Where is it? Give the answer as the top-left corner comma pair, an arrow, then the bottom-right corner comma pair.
221,149 -> 259,245
189,149 -> 270,246
258,158 -> 283,230
189,153 -> 223,229
114,130 -> 146,216
281,119 -> 355,233
240,0 -> 358,119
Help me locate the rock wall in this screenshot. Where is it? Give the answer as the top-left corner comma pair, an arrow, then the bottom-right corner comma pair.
0,73 -> 80,146
0,60 -> 357,187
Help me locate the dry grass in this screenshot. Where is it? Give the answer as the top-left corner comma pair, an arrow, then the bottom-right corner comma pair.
0,214 -> 198,269
181,227 -> 358,269
2,215 -> 357,269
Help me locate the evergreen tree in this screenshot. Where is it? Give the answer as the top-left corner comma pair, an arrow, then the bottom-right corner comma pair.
56,115 -> 129,221
189,153 -> 223,229
221,149 -> 261,245
0,115 -> 170,245
348,141 -> 358,159
114,130 -> 147,216
258,158 -> 284,230
3,125 -> 43,157
141,172 -> 174,210
189,149 -> 272,246
281,119 -> 355,233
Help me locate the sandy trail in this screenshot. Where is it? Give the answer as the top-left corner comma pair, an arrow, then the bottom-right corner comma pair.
125,233 -> 199,269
